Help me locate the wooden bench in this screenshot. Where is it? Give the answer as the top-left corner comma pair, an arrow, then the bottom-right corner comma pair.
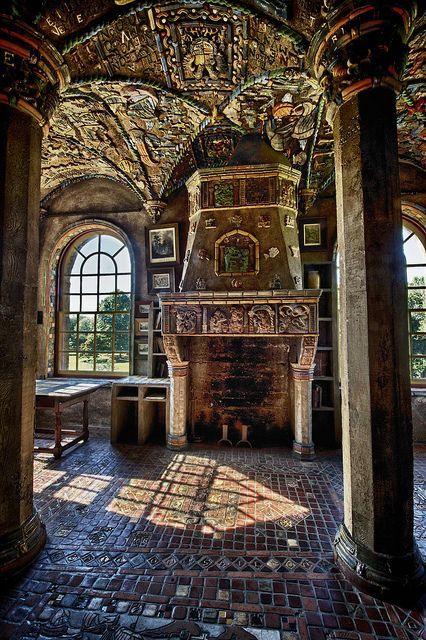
35,378 -> 110,458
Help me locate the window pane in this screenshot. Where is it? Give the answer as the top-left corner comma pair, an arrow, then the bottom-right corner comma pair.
411,357 -> 426,379
66,295 -> 80,312
98,294 -> 115,311
96,353 -> 112,371
60,332 -> 77,351
96,314 -> 113,330
114,353 -> 130,372
78,236 -> 99,257
407,267 -> 426,287
96,333 -> 113,352
407,287 -> 426,309
82,275 -> 98,294
68,252 -> 84,275
79,333 -> 94,352
99,254 -> 115,274
117,274 -> 131,293
115,332 -> 129,352
412,335 -> 426,356
101,235 -> 123,255
115,248 -> 131,273
99,275 -> 116,293
69,276 -> 80,294
410,311 -> 426,333
59,352 -> 77,370
404,233 -> 425,264
62,314 -> 78,332
116,293 -> 131,311
81,295 -> 98,312
78,354 -> 94,371
82,254 -> 98,274
115,314 -> 130,331
79,314 -> 95,331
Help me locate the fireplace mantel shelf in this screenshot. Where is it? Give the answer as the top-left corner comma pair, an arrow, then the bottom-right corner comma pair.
159,290 -> 321,337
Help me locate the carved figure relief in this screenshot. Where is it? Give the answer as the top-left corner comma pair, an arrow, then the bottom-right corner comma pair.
215,230 -> 259,276
153,6 -> 246,90
175,308 -> 197,334
279,304 -> 310,333
280,181 -> 296,208
231,213 -> 243,227
229,306 -> 245,333
258,215 -> 271,228
195,278 -> 206,290
210,309 -> 229,334
205,218 -> 217,229
284,214 -> 295,227
249,305 -> 275,334
189,186 -> 201,214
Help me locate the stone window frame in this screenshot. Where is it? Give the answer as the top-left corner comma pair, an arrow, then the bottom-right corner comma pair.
402,209 -> 426,386
56,230 -> 133,377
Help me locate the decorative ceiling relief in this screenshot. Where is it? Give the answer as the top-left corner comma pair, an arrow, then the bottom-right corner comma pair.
150,4 -> 247,92
248,17 -> 299,75
64,11 -> 164,82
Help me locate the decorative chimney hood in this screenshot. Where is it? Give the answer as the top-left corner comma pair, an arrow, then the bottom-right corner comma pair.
160,133 -> 321,459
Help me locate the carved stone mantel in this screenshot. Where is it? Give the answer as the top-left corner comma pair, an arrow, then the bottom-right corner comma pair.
160,290 -> 321,457
160,290 -> 320,337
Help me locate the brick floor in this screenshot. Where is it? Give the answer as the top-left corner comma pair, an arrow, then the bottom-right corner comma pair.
0,430 -> 425,639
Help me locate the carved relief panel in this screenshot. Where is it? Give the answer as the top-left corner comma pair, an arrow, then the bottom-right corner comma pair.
215,230 -> 260,277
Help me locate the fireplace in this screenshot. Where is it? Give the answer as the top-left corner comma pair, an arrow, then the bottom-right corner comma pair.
160,133 -> 321,459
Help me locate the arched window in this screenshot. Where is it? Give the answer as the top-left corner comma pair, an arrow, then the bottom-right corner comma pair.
57,232 -> 132,375
403,220 -> 426,383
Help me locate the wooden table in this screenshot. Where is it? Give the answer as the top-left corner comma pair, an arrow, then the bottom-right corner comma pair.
111,376 -> 170,445
35,378 -> 110,458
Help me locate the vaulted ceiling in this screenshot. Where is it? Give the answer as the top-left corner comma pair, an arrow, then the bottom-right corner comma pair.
29,0 -> 424,209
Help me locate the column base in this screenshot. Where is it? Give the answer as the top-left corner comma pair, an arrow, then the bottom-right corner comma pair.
293,439 -> 315,461
0,511 -> 46,582
334,524 -> 426,604
167,434 -> 188,451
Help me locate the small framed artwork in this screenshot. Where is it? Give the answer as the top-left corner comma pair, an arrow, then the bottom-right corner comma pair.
135,319 -> 149,335
299,218 -> 327,251
148,268 -> 175,294
147,223 -> 179,266
135,302 -> 151,317
137,342 -> 149,356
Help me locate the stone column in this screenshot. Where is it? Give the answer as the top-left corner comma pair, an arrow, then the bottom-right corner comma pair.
309,1 -> 425,600
291,365 -> 315,461
0,16 -> 67,579
167,361 -> 189,450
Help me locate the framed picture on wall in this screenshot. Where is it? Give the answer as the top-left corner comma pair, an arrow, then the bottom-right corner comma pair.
299,218 -> 327,251
146,223 -> 179,265
147,267 -> 175,294
134,319 -> 149,335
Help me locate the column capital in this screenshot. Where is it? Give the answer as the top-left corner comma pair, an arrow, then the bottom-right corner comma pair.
308,1 -> 417,106
291,363 -> 315,380
167,360 -> 189,378
0,14 -> 69,129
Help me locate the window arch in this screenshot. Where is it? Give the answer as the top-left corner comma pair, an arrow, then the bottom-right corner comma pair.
57,231 -> 132,375
403,217 -> 426,383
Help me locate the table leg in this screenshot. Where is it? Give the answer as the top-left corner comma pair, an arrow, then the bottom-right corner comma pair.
83,399 -> 89,441
54,405 -> 62,458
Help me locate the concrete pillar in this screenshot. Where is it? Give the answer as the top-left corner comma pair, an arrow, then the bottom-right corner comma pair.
167,361 -> 189,450
0,16 -> 67,579
331,87 -> 425,599
291,365 -> 315,461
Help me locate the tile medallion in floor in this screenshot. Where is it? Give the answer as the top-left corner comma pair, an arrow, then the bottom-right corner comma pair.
0,430 -> 425,639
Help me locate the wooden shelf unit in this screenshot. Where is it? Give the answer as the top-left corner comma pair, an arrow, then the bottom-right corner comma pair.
303,261 -> 340,445
134,302 -> 168,378
111,376 -> 170,445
